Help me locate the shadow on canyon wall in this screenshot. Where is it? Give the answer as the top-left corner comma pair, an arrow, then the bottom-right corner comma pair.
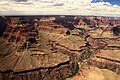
0,17 -> 7,37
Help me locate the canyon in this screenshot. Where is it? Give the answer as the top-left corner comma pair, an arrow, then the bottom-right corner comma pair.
0,16 -> 120,80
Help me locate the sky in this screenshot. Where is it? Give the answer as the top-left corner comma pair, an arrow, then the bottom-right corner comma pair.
0,0 -> 120,17
92,0 -> 120,6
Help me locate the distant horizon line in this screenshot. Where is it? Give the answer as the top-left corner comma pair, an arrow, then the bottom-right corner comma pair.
1,14 -> 120,18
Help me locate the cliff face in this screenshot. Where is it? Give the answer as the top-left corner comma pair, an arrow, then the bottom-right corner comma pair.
53,16 -> 120,80
3,19 -> 38,46
0,16 -> 83,80
0,16 -> 120,80
112,26 -> 120,36
35,18 -> 68,34
78,16 -> 120,28
0,17 -> 7,37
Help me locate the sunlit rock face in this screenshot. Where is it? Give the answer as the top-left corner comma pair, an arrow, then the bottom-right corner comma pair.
0,16 -> 86,80
0,16 -> 120,80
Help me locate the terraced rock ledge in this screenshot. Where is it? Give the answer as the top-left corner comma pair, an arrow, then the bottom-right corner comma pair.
0,16 -> 120,80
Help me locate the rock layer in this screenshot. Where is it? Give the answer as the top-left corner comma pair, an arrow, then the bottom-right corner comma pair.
0,16 -> 120,80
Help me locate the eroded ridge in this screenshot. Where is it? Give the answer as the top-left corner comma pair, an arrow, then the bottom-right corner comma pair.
0,16 -> 120,80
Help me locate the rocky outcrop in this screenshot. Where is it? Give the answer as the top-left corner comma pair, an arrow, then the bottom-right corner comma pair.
35,18 -> 68,35
0,50 -> 70,72
0,17 -> 82,80
0,16 -> 120,80
87,37 -> 120,75
77,16 -> 120,31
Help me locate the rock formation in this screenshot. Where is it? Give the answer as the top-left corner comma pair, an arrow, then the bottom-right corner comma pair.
0,16 -> 120,80
0,17 -> 86,80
